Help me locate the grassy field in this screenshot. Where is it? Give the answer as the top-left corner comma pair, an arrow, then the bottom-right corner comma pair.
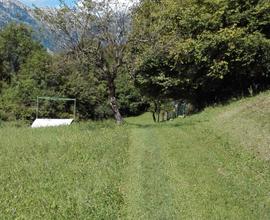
0,91 -> 270,219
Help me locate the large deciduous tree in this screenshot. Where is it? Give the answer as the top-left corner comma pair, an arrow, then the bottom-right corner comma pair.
129,0 -> 270,109
35,0 -> 135,124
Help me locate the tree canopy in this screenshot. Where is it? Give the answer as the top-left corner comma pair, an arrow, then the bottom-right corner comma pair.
0,0 -> 269,122
129,0 -> 270,108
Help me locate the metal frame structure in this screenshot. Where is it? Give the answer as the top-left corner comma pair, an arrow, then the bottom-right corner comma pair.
36,96 -> 77,120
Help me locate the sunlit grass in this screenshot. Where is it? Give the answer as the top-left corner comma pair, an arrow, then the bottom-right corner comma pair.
0,122 -> 129,219
0,91 -> 270,219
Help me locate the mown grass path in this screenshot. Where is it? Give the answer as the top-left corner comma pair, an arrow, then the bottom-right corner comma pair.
123,92 -> 270,219
124,126 -> 177,219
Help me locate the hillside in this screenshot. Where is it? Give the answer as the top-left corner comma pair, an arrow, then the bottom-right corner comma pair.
0,0 -> 55,49
0,0 -> 36,26
0,91 -> 269,219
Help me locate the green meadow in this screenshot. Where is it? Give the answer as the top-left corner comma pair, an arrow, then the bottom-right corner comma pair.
0,91 -> 270,219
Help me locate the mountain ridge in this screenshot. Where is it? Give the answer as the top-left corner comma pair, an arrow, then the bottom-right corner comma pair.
0,0 -> 55,50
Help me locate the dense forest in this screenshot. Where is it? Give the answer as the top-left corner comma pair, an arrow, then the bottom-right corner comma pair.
0,0 -> 269,123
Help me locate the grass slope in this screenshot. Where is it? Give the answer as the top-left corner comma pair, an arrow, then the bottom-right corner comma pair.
0,91 -> 270,219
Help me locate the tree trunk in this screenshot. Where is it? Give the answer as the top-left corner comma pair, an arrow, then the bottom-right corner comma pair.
156,101 -> 161,123
152,101 -> 158,123
152,111 -> 156,122
108,78 -> 123,124
109,96 -> 123,124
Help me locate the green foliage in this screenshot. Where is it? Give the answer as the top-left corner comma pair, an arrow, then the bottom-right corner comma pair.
129,0 -> 270,108
0,23 -> 43,83
0,24 -> 50,120
116,71 -> 149,116
0,23 -> 146,121
2,0 -> 269,121
48,55 -> 109,120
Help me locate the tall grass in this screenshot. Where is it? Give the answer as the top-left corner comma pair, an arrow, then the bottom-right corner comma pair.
0,122 -> 128,219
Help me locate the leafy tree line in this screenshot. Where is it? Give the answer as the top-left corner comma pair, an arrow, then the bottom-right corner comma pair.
129,0 -> 270,110
0,0 -> 269,123
0,23 -> 147,122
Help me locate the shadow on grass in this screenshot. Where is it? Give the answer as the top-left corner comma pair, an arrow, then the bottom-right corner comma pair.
126,118 -> 209,129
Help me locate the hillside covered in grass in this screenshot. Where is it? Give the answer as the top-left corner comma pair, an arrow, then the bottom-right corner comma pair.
0,91 -> 269,219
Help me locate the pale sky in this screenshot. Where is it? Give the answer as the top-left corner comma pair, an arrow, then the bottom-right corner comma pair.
20,0 -> 75,7
20,0 -> 138,8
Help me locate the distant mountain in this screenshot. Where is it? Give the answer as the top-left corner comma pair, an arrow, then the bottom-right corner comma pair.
0,0 -> 55,50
